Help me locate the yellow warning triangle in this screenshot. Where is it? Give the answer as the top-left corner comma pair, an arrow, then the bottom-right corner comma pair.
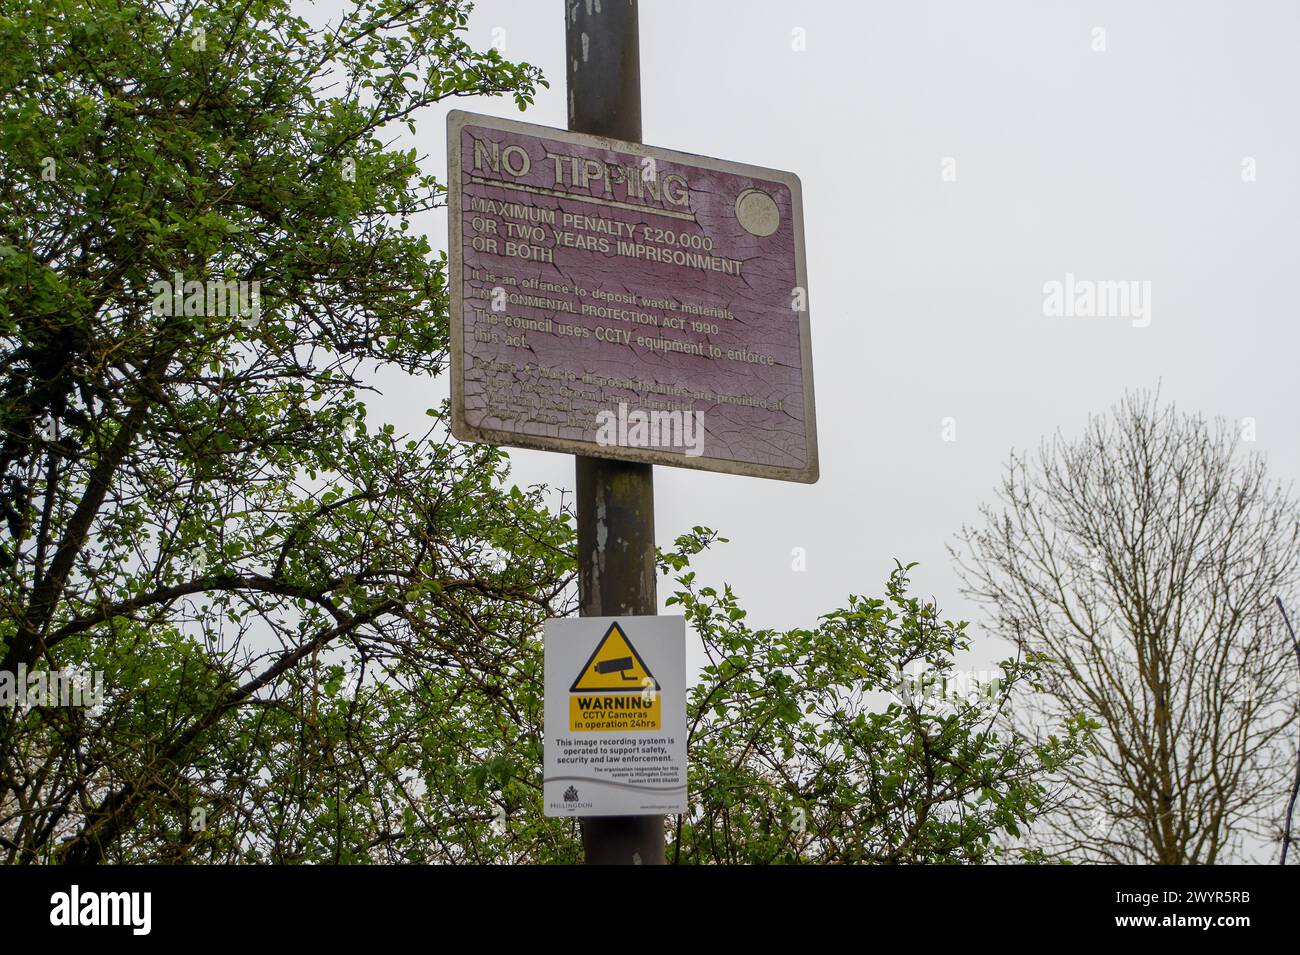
570,621 -> 660,692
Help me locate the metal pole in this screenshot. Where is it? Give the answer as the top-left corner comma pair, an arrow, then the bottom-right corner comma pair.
566,0 -> 665,866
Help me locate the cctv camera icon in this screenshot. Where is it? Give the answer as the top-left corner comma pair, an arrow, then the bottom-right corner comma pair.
593,657 -> 638,681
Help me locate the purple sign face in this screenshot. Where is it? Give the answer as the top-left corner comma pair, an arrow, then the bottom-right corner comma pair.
447,111 -> 817,482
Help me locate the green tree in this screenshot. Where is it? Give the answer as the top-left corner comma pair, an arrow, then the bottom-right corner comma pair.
661,532 -> 1089,864
0,0 -> 563,863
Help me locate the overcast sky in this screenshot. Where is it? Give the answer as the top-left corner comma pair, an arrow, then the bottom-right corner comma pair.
325,0 -> 1299,662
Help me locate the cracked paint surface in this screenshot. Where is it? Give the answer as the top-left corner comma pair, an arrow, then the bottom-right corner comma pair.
449,112 -> 818,482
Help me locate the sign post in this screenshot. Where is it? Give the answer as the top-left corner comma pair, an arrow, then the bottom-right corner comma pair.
446,0 -> 815,864
567,0 -> 663,866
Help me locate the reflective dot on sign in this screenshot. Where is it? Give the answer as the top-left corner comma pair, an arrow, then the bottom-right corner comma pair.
734,188 -> 780,237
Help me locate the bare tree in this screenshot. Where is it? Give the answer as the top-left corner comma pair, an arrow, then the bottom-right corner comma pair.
953,391 -> 1300,863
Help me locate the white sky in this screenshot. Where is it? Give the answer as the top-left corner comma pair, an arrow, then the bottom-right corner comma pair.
328,0 -> 1299,663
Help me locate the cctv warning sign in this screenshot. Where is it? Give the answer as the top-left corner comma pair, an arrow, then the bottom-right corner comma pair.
544,616 -> 687,816
568,621 -> 661,731
571,622 -> 660,693
570,692 -> 659,732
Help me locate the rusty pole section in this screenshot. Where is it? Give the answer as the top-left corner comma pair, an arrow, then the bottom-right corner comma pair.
566,0 -> 666,866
